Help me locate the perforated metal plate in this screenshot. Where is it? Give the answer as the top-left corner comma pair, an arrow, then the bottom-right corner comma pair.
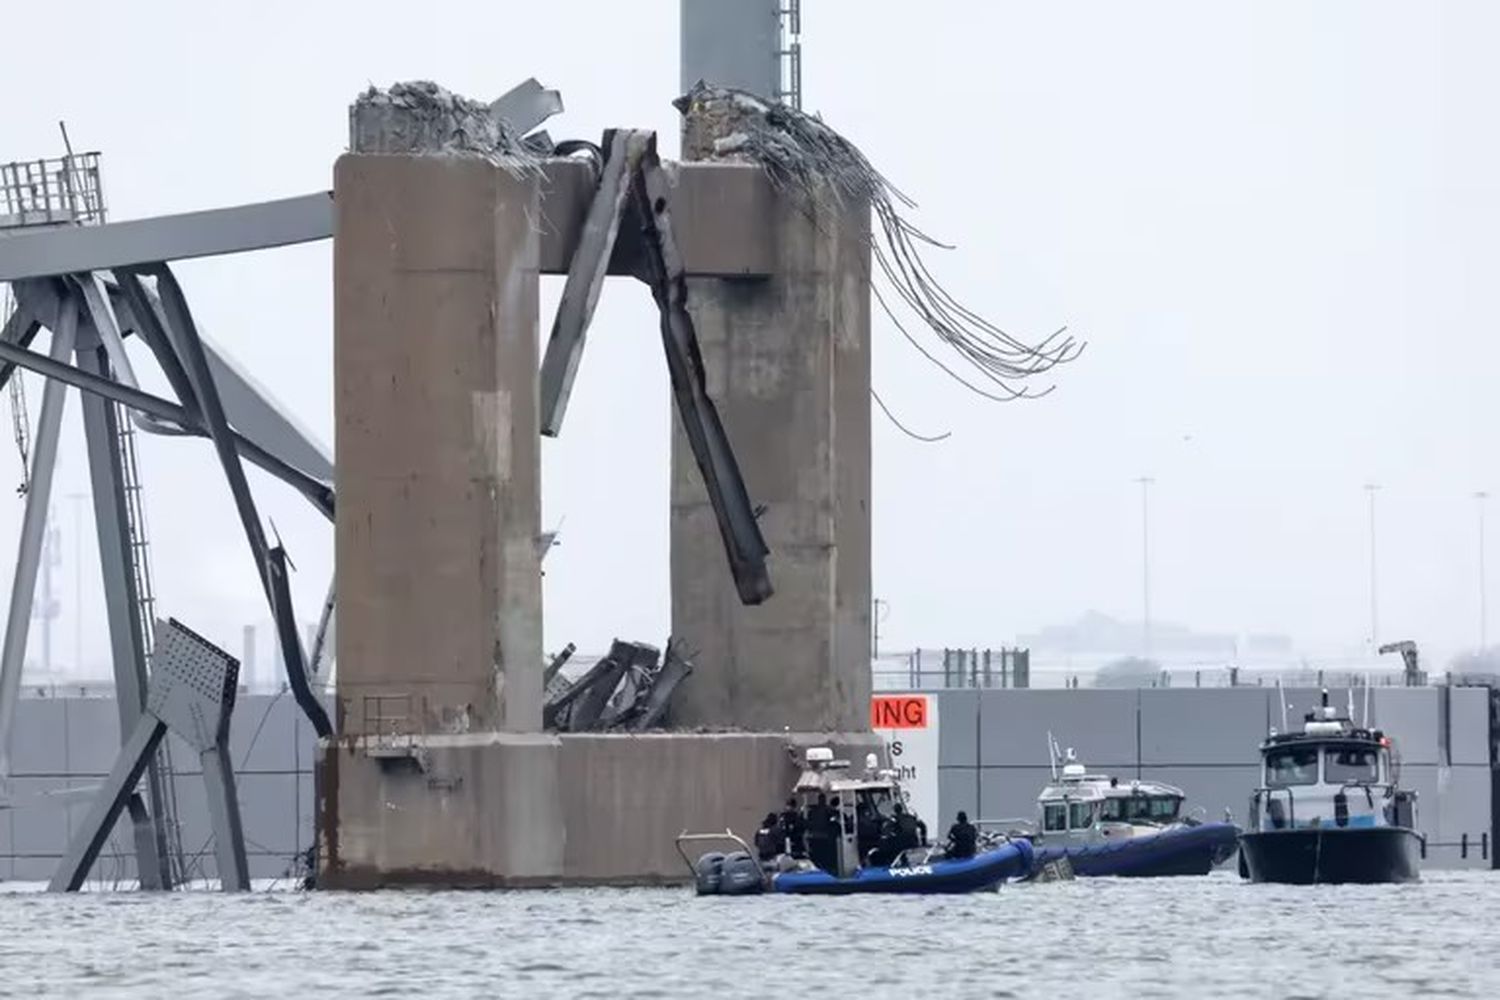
145,618 -> 240,751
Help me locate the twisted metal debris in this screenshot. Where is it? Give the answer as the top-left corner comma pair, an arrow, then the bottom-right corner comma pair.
675,82 -> 1082,400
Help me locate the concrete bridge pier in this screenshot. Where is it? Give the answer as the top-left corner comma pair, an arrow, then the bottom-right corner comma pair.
317,90 -> 879,887
318,152 -> 562,888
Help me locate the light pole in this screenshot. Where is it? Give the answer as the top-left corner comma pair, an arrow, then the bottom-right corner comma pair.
1364,483 -> 1380,652
1476,491 -> 1489,650
1136,476 -> 1154,657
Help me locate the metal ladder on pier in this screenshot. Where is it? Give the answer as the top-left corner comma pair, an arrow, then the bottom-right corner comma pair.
115,404 -> 188,885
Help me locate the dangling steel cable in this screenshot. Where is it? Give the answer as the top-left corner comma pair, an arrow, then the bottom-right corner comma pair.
674,83 -> 1083,401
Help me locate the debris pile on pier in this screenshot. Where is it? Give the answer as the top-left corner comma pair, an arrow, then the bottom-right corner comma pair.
544,638 -> 694,732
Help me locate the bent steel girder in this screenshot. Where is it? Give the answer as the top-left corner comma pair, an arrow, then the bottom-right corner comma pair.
105,279 -> 334,485
0,336 -> 334,520
539,128 -> 649,436
0,302 -> 41,390
131,263 -> 332,738
0,193 -> 334,282
74,332 -> 176,889
630,136 -> 772,605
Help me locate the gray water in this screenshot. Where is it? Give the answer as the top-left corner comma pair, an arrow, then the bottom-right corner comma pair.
2,870 -> 1497,998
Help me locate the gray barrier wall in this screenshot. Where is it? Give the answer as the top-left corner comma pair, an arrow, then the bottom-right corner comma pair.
933,686 -> 1495,870
1,693 -> 318,883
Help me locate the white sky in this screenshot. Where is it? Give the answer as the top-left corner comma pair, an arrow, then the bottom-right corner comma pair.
2,0 -> 1497,682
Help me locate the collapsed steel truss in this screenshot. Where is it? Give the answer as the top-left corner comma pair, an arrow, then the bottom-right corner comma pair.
0,81 -> 776,890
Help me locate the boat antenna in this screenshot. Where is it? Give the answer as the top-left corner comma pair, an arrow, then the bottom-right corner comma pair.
1047,730 -> 1058,780
1347,685 -> 1355,721
1363,673 -> 1372,728
1276,677 -> 1288,732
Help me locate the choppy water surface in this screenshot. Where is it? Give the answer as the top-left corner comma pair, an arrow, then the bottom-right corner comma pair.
2,870 -> 1497,998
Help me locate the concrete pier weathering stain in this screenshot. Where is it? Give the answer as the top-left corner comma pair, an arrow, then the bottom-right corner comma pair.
316,86 -> 878,888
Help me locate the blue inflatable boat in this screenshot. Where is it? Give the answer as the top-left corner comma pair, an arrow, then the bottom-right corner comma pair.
1030,820 -> 1239,877
771,838 -> 1034,895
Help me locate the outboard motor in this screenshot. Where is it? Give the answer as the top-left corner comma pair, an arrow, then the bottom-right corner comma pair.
694,852 -> 726,895
719,851 -> 765,895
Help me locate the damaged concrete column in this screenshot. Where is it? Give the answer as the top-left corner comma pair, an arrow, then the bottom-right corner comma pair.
334,87 -> 544,736
671,128 -> 873,732
321,83 -> 559,888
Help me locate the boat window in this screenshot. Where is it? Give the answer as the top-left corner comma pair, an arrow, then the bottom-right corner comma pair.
1265,746 -> 1319,787
1325,747 -> 1378,784
1100,798 -> 1124,822
1148,796 -> 1181,821
1043,803 -> 1067,832
1068,801 -> 1095,829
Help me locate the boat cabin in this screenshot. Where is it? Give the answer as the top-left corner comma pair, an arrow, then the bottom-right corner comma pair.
790,747 -> 918,877
1251,691 -> 1417,833
1035,751 -> 1190,843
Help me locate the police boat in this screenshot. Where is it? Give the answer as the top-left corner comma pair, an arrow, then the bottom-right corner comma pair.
1238,688 -> 1421,884
998,740 -> 1241,878
677,747 -> 1034,896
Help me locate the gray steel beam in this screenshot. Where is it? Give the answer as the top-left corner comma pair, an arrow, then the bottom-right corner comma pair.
267,546 -> 332,736
200,744 -> 250,891
125,792 -> 166,891
0,304 -> 76,780
74,273 -> 138,385
140,264 -> 333,738
201,336 -> 334,482
632,138 -> 772,604
0,304 -> 41,391
0,193 -> 334,282
0,337 -> 334,519
47,713 -> 167,892
540,129 -> 649,436
75,338 -> 175,888
107,279 -> 334,490
111,273 -> 202,423
0,162 -> 774,282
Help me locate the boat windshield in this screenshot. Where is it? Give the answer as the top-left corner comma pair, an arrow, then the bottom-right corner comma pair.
1068,801 -> 1095,829
1325,746 -> 1378,784
1042,802 -> 1067,832
1100,795 -> 1181,822
1265,746 -> 1319,787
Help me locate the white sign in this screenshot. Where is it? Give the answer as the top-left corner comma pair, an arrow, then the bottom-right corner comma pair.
872,694 -> 941,834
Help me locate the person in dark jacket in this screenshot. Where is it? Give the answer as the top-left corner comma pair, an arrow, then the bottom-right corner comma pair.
946,810 -> 978,860
778,797 -> 806,857
804,793 -> 834,870
754,812 -> 781,862
893,802 -> 923,852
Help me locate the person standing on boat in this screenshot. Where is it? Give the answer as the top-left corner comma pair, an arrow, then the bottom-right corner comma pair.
946,811 -> 978,860
892,802 -> 926,852
805,793 -> 835,871
778,797 -> 806,858
754,813 -> 782,862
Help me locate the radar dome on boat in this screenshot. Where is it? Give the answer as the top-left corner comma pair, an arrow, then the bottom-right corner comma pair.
1062,762 -> 1086,779
805,747 -> 834,764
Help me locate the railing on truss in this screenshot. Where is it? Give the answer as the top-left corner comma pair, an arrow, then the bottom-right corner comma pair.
0,152 -> 106,229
